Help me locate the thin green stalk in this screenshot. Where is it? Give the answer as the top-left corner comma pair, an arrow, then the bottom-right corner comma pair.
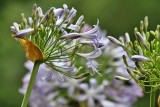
150,89 -> 156,107
21,61 -> 41,107
79,101 -> 87,107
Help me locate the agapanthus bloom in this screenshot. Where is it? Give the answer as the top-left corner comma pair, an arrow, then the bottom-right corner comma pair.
108,16 -> 160,106
20,26 -> 143,107
11,4 -> 103,78
12,4 -> 103,107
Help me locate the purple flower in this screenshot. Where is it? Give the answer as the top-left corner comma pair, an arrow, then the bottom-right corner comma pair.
86,59 -> 101,75
77,79 -> 106,107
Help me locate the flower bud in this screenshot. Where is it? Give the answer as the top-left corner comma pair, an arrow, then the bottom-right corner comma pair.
115,76 -> 130,81
107,36 -> 124,46
28,17 -> 33,27
36,7 -> 43,17
15,28 -> 34,38
136,32 -> 149,50
125,32 -> 130,43
54,8 -> 63,17
60,33 -> 80,39
144,16 -> 148,31
131,55 -> 151,62
10,22 -> 19,33
135,62 -> 144,73
140,21 -> 144,33
134,27 -> 138,35
76,15 -> 84,25
122,55 -> 128,66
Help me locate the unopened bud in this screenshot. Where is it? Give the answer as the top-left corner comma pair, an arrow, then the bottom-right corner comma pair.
140,21 -> 144,32
115,76 -> 130,81
136,32 -> 149,50
76,15 -> 84,25
135,62 -> 144,73
131,55 -> 151,62
144,16 -> 148,31
107,36 -> 124,46
122,55 -> 128,66
125,33 -> 130,43
60,33 -> 80,39
15,28 -> 34,38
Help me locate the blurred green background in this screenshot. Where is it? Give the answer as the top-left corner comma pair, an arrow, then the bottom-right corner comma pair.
0,0 -> 160,106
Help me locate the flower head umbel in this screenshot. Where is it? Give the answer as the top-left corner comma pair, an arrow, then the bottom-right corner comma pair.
108,17 -> 160,106
11,4 -> 103,78
20,27 -> 143,107
12,4 -> 103,107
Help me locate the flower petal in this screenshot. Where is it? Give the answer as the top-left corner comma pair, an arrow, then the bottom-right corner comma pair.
76,48 -> 102,59
131,55 -> 151,62
15,28 -> 34,38
60,33 -> 80,39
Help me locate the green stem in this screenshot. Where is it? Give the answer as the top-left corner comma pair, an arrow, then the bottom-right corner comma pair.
150,89 -> 156,107
21,61 -> 41,107
79,101 -> 87,107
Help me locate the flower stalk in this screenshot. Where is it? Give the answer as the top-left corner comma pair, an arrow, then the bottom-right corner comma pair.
21,61 -> 41,107
150,89 -> 156,107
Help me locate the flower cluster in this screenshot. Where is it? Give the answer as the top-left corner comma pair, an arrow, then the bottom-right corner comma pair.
108,16 -> 160,93
20,26 -> 143,107
11,4 -> 103,78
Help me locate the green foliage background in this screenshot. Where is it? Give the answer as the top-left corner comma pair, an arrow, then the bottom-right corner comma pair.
0,0 -> 160,106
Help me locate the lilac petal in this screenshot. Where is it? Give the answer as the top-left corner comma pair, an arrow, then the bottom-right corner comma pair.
79,83 -> 88,91
56,4 -> 68,26
15,28 -> 34,38
76,48 -> 102,59
131,55 -> 151,62
24,60 -> 34,71
40,10 -> 49,24
60,33 -> 80,39
41,71 -> 53,81
61,24 -> 80,31
136,32 -> 146,43
80,22 -> 99,39
96,85 -> 105,93
54,8 -> 63,17
80,41 -> 105,48
88,98 -> 95,107
36,7 -> 43,17
63,4 -> 68,10
89,78 -> 97,89
86,59 -> 101,75
77,95 -> 87,101
65,7 -> 77,22
67,24 -> 80,31
94,94 -> 106,101
136,32 -> 148,49
68,86 -> 75,96
100,100 -> 117,107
